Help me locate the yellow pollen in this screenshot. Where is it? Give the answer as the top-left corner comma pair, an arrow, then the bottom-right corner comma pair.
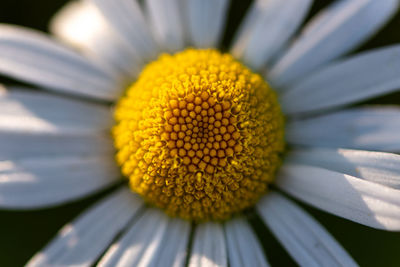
112,49 -> 285,221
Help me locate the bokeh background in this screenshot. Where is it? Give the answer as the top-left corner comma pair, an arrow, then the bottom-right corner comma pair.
0,0 -> 400,266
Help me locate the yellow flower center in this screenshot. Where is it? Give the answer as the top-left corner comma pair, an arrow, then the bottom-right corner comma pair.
113,49 -> 285,221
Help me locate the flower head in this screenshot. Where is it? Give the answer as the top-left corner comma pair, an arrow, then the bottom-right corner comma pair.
113,49 -> 284,220
0,0 -> 400,266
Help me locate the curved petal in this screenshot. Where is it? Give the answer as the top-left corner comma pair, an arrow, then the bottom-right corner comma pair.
187,0 -> 230,48
0,87 -> 116,207
0,24 -> 120,100
0,87 -> 112,135
0,133 -> 113,161
257,192 -> 357,267
147,218 -> 190,267
0,155 -> 118,209
98,209 -> 190,267
286,107 -> 400,152
269,0 -> 399,88
189,222 -> 227,267
281,45 -> 400,115
0,87 -> 114,161
144,0 -> 185,52
224,218 -> 270,267
231,0 -> 312,70
287,147 -> 400,189
50,0 -> 141,79
88,0 -> 159,61
276,164 -> 400,230
27,188 -> 142,267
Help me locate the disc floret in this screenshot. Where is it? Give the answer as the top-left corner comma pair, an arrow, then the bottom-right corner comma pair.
113,49 -> 285,221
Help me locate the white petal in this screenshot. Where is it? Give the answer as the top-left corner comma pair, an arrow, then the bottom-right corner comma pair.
0,87 -> 112,135
281,45 -> 400,115
231,0 -> 312,70
286,107 -> 400,152
98,208 -> 190,267
27,188 -> 142,267
0,88 -> 115,206
224,218 -> 269,267
0,133 -> 113,161
187,0 -> 229,48
0,24 -> 120,100
276,164 -> 400,230
51,0 -> 110,50
0,154 -> 118,208
257,192 -> 358,267
50,0 -> 141,79
269,0 -> 399,88
287,147 -> 400,189
189,222 -> 227,267
144,0 -> 185,52
147,218 -> 190,267
88,0 -> 159,61
0,86 -> 113,161
98,209 -> 166,267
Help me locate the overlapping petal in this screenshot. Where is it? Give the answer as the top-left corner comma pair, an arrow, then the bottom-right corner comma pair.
232,0 -> 312,70
50,0 -> 141,79
98,209 -> 190,267
89,0 -> 159,62
0,87 -> 112,135
269,0 -> 398,88
276,164 -> 400,230
144,0 -> 186,53
257,192 -> 357,266
0,24 -> 120,100
281,45 -> 400,115
27,188 -> 142,267
224,218 -> 270,267
186,0 -> 230,48
189,222 -> 227,267
287,148 -> 400,189
286,107 -> 400,151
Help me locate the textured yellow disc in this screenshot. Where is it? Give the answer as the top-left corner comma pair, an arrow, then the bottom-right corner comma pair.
113,49 -> 285,221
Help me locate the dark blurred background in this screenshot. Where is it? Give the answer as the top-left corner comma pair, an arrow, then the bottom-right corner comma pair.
0,0 -> 400,266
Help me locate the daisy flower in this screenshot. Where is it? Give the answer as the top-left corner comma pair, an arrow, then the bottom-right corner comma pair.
1,0 -> 400,266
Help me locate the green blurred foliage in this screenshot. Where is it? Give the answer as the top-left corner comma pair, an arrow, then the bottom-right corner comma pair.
0,0 -> 400,266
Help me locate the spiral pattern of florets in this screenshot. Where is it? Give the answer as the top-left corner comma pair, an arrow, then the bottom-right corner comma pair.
113,49 -> 285,221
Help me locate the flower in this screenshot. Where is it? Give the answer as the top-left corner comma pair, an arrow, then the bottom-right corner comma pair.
0,0 -> 399,266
